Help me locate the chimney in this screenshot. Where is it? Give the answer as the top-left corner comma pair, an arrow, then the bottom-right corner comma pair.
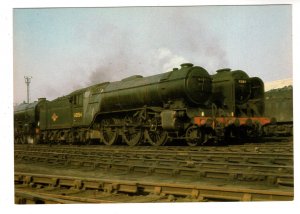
180,63 -> 193,68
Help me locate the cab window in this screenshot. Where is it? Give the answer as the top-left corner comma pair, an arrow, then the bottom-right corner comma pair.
71,94 -> 83,106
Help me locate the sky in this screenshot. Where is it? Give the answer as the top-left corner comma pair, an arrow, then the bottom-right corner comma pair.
13,5 -> 292,104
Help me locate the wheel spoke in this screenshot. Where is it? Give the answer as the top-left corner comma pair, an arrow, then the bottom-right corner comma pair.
123,115 -> 142,146
124,128 -> 142,146
100,119 -> 119,145
144,116 -> 167,146
145,129 -> 167,146
186,126 -> 202,146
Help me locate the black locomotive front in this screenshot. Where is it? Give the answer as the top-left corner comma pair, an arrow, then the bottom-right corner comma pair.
212,69 -> 264,117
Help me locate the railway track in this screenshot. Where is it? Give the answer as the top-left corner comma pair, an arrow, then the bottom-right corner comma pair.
14,139 -> 293,154
15,140 -> 293,203
14,172 -> 293,203
15,187 -> 165,203
15,149 -> 293,164
15,189 -> 117,204
15,147 -> 294,186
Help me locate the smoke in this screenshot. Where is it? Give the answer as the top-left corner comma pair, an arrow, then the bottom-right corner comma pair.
88,60 -> 131,85
54,7 -> 230,93
154,48 -> 189,71
166,8 -> 229,73
86,47 -> 190,86
44,86 -> 61,100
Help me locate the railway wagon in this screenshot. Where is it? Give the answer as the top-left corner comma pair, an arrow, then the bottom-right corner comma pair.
263,86 -> 293,136
265,86 -> 293,122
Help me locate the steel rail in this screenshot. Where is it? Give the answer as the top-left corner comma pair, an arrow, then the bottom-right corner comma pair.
15,172 -> 293,202
14,142 -> 293,154
15,189 -> 115,204
14,147 -> 293,160
15,152 -> 294,186
15,149 -> 293,166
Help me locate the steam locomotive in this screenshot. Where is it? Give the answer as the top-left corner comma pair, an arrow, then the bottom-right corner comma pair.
14,63 -> 272,146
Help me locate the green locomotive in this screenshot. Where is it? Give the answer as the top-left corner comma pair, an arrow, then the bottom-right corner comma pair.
210,68 -> 267,139
14,100 -> 43,144
15,63 -> 216,146
211,68 -> 264,117
15,63 -> 281,146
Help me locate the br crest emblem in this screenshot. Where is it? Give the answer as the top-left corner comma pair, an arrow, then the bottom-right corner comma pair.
51,113 -> 58,122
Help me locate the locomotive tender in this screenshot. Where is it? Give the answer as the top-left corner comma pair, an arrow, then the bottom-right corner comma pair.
14,63 -> 271,146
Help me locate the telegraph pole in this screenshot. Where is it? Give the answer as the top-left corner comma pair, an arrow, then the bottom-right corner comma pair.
24,76 -> 32,103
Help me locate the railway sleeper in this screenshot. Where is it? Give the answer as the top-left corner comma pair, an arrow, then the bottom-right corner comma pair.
15,156 -> 293,186
15,173 -> 294,201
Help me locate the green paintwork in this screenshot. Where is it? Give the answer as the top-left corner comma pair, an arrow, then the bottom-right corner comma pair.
39,96 -> 72,129
265,86 -> 293,122
38,63 -> 212,131
100,63 -> 212,112
212,69 -> 264,117
14,101 -> 40,135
